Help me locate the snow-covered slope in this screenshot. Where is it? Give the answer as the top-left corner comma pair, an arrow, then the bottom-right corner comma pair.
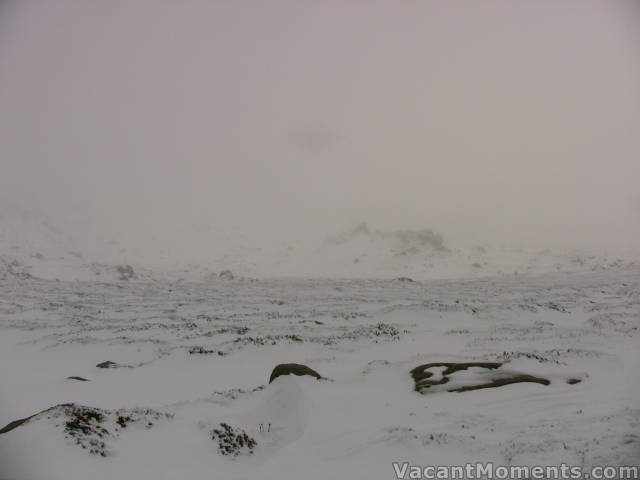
1,201 -> 637,281
1,201 -> 639,478
1,268 -> 639,479
253,223 -> 639,280
0,201 -> 147,281
0,201 -> 91,280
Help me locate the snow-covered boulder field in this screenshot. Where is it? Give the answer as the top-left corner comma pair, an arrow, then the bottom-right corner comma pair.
1,266 -> 639,479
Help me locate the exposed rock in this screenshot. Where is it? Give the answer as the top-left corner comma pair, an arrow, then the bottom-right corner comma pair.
219,269 -> 234,280
0,415 -> 35,434
269,363 -> 322,383
448,374 -> 550,392
410,361 -> 550,394
395,277 -> 416,283
96,361 -> 118,369
411,362 -> 502,391
0,403 -> 172,457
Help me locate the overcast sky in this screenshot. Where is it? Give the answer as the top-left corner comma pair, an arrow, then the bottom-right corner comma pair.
1,0 -> 639,251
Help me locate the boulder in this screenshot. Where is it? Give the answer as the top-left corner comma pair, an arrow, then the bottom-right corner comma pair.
96,361 -> 118,369
410,361 -> 550,394
395,277 -> 416,283
219,270 -> 234,280
269,363 -> 322,383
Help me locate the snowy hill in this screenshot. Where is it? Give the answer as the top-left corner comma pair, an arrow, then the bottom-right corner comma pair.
1,268 -> 639,479
0,201 -> 146,281
1,203 -> 639,478
1,201 -> 637,281
0,201 -> 88,280
255,222 -> 639,280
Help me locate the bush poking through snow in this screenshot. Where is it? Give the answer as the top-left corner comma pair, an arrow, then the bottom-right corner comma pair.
371,322 -> 400,338
0,404 -> 173,457
63,406 -> 110,456
1,258 -> 33,280
188,346 -> 218,355
210,423 -> 257,456
499,350 -> 565,364
116,264 -> 135,281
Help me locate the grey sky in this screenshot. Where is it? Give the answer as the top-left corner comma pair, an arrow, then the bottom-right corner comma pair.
1,0 -> 639,252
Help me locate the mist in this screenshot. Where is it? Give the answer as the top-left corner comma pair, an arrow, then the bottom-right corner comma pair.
1,0 -> 640,257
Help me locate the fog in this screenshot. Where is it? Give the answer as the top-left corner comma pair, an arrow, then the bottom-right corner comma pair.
1,0 -> 639,255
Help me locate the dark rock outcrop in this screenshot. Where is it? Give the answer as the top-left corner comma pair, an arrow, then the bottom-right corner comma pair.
448,374 -> 550,392
219,270 -> 234,280
269,363 -> 322,383
0,404 -> 74,435
410,361 -> 549,394
0,414 -> 37,434
96,361 -> 118,369
395,277 -> 416,283
0,403 -> 172,457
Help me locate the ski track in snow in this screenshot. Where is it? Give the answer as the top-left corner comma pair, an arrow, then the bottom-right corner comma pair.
0,267 -> 639,479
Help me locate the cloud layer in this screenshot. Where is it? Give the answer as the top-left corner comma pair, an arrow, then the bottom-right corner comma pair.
1,0 -> 639,254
